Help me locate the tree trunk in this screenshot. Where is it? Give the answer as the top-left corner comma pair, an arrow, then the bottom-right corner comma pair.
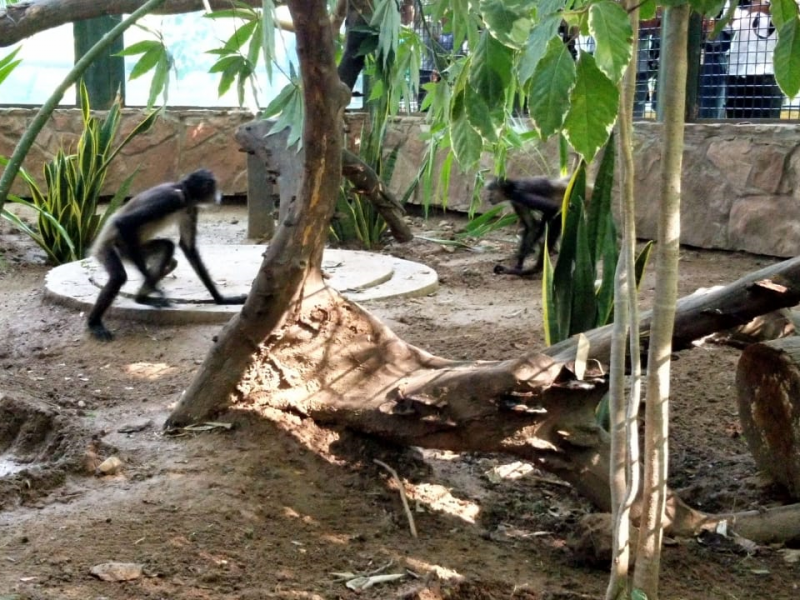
737,337 -> 800,499
635,6 -> 690,597
165,0 -> 349,428
607,3 -> 642,598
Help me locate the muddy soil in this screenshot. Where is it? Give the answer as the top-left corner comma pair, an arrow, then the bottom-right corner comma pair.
1,204 -> 798,599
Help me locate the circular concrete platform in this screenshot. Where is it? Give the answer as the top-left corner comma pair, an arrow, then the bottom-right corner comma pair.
45,245 -> 438,325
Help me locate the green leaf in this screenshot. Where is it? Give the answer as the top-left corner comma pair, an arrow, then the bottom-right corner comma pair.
586,134 -> 616,263
209,54 -> 243,74
479,0 -> 533,49
129,46 -> 164,80
469,30 -> 514,107
542,231 -> 558,346
269,83 -> 304,148
691,0 -> 729,16
563,52 -> 618,163
635,240 -> 654,291
370,0 -> 401,68
115,40 -> 162,56
148,52 -> 170,108
589,1 -> 633,83
262,82 -> 300,118
519,15 -> 561,85
528,37 -> 576,138
772,0 -> 800,28
0,47 -> 22,86
223,18 -> 258,53
205,8 -> 257,20
449,92 -> 483,171
774,18 -> 800,99
465,86 -> 499,143
570,202 -> 598,336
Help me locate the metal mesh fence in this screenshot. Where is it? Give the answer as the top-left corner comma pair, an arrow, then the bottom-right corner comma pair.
405,6 -> 798,122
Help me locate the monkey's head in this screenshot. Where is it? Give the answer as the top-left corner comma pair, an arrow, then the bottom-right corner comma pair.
183,169 -> 221,204
484,178 -> 515,206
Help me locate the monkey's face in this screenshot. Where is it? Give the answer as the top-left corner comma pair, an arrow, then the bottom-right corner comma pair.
185,169 -> 220,204
484,179 -> 507,206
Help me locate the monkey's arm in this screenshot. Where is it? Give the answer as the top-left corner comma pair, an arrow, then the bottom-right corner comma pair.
178,208 -> 247,305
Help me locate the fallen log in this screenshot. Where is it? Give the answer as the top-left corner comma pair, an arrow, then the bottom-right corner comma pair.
547,254 -> 800,364
169,251 -> 800,543
235,119 -> 414,243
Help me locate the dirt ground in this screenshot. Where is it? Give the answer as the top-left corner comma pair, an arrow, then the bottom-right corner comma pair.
1,203 -> 799,600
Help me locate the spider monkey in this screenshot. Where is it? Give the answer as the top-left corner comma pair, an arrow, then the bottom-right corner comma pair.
485,176 -> 571,277
87,169 -> 247,341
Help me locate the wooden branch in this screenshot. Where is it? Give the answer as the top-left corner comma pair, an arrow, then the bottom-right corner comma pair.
0,0 -> 268,47
547,255 -> 800,364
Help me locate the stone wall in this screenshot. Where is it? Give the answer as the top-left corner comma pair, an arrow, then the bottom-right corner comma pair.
2,108 -> 798,257
0,108 -> 254,198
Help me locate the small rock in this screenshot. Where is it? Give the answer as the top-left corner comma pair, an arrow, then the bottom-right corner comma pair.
89,562 -> 143,581
95,456 -> 123,476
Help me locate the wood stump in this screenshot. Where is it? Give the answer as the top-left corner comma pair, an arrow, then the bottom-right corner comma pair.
737,337 -> 800,499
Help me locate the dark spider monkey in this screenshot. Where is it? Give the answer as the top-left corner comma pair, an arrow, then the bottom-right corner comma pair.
485,176 -> 572,277
87,169 -> 248,341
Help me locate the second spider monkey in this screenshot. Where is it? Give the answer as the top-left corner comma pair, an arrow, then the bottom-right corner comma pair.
87,169 -> 247,341
485,176 -> 571,277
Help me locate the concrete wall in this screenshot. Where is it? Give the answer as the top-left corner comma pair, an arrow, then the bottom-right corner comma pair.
2,108 -> 798,257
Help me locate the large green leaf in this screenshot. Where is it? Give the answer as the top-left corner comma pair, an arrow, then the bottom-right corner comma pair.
480,0 -> 533,49
563,52 -> 618,163
772,0 -> 799,28
528,37 -> 576,138
589,1 -> 633,84
469,30 -> 514,108
519,15 -> 561,85
775,18 -> 800,99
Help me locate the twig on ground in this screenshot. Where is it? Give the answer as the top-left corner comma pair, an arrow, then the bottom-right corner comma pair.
374,459 -> 418,539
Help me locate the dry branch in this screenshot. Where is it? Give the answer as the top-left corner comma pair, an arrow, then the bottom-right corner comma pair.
547,255 -> 800,364
0,0 -> 262,47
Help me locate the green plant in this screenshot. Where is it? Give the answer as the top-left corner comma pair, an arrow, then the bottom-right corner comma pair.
542,138 -> 653,346
1,81 -> 160,264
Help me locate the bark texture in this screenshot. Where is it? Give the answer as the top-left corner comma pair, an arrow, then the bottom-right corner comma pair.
737,337 -> 800,499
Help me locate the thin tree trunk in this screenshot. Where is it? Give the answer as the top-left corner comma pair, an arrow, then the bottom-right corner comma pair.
606,4 -> 640,599
634,6 -> 690,598
166,0 -> 349,429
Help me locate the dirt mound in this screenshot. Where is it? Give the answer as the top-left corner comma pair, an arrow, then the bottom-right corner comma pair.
0,391 -> 104,509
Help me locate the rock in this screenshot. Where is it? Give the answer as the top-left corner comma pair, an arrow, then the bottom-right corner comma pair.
89,562 -> 143,582
95,456 -> 123,476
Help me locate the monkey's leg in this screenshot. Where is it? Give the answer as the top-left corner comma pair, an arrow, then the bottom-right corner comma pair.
87,247 -> 127,341
134,239 -> 175,307
494,208 -> 545,277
